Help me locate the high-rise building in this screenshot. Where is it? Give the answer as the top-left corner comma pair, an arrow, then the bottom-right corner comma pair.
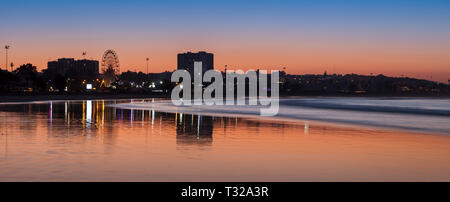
177,51 -> 214,76
47,58 -> 75,76
76,59 -> 99,78
47,58 -> 99,79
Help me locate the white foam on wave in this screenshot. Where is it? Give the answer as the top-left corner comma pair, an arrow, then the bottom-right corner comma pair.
113,98 -> 450,134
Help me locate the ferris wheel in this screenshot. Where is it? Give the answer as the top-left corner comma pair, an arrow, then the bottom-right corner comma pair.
101,49 -> 120,74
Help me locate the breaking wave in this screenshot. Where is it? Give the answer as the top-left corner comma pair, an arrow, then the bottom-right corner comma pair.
114,98 -> 450,134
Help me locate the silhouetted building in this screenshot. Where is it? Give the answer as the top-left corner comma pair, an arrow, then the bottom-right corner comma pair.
177,51 -> 214,76
47,58 -> 99,79
76,59 -> 99,79
47,58 -> 74,76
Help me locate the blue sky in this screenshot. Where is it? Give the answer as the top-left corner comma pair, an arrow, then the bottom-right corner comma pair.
1,0 -> 450,81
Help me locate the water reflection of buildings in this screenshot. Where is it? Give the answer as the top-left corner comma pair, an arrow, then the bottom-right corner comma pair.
0,101 -> 310,159
175,113 -> 213,146
0,100 -> 255,150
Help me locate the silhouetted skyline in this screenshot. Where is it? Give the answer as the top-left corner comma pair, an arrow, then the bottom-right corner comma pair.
1,0 -> 450,82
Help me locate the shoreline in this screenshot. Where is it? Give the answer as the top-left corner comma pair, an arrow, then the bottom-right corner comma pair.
0,93 -> 170,103
1,93 -> 450,103
114,98 -> 450,135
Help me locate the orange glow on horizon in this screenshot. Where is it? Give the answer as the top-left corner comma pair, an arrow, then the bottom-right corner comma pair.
3,39 -> 450,83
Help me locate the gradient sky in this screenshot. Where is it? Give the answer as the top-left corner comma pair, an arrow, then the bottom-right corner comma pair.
1,0 -> 450,82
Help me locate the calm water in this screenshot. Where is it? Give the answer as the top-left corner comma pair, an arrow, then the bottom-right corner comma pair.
1,99 -> 450,181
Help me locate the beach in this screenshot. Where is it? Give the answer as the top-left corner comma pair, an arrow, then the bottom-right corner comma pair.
1,98 -> 450,181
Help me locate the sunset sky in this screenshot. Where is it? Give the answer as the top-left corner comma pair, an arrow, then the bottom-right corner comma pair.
1,0 -> 449,82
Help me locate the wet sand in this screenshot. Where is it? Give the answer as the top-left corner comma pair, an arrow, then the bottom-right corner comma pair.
1,100 -> 450,181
